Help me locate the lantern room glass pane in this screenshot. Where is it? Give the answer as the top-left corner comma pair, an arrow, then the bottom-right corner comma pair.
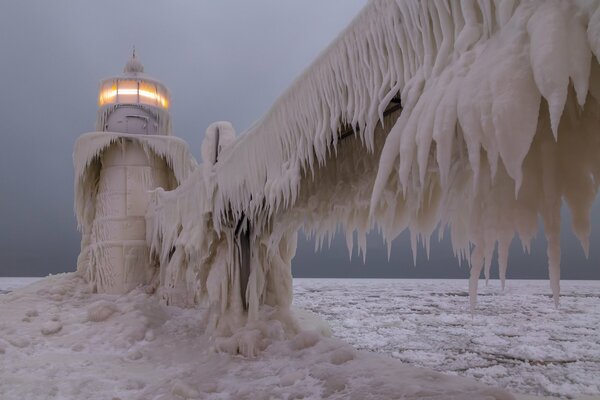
156,86 -> 169,109
117,79 -> 138,104
139,81 -> 158,107
98,80 -> 117,106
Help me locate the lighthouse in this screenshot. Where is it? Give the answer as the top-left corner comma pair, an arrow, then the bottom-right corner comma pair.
74,52 -> 195,294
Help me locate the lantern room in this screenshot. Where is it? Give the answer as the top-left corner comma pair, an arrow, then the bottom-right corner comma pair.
98,76 -> 169,109
97,50 -> 172,136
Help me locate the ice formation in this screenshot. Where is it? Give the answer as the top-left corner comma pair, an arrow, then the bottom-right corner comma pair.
74,132 -> 196,293
76,0 -> 600,345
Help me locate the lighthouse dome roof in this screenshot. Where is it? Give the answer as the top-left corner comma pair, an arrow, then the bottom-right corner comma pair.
124,49 -> 144,74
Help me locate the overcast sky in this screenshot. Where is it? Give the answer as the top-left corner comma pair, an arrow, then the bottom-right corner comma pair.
0,1 -> 598,280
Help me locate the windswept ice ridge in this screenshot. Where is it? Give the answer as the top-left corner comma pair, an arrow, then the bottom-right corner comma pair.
208,0 -> 600,307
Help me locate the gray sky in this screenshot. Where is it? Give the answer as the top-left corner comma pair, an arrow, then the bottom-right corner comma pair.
0,1 -> 598,279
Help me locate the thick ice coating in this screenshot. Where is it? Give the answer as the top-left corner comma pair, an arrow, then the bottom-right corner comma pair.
76,0 -> 600,342
74,132 -> 196,294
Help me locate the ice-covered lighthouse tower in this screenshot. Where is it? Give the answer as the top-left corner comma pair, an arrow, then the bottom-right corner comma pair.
74,51 -> 195,294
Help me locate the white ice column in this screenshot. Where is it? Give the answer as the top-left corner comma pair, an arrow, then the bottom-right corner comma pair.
90,139 -> 170,294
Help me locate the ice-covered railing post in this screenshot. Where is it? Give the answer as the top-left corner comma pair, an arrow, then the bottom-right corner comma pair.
73,52 -> 196,294
207,123 -> 252,311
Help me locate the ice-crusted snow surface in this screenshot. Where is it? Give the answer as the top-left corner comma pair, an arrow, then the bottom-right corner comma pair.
294,279 -> 600,399
0,275 -> 515,400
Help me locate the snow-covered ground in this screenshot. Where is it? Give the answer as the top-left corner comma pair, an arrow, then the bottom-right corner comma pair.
293,279 -> 600,399
0,275 -> 513,400
1,276 -> 599,399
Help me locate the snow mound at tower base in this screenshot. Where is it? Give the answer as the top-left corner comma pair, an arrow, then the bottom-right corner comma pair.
0,275 -> 514,400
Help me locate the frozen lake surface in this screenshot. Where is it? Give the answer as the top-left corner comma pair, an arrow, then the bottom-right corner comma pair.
0,278 -> 42,294
2,277 -> 599,398
293,279 -> 600,398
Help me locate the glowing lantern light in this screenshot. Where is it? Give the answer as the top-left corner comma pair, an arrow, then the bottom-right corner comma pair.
96,50 -> 172,136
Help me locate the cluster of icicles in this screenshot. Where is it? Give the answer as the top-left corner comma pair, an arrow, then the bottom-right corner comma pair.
76,0 -> 600,335
209,0 -> 600,309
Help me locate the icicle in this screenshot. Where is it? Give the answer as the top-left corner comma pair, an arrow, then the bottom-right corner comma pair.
527,2 -> 569,139
483,253 -> 491,287
587,7 -> 600,61
568,12 -> 592,108
410,232 -> 418,266
345,231 -> 354,260
498,236 -> 509,290
469,246 -> 484,313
